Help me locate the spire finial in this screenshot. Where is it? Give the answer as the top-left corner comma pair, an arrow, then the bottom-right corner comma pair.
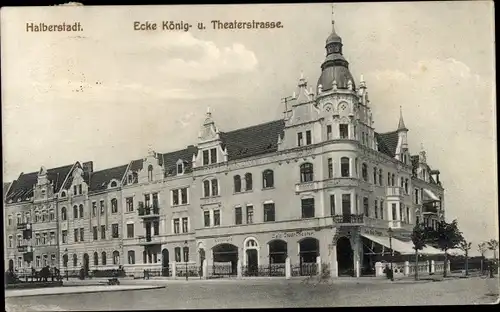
207,106 -> 211,115
398,105 -> 407,131
331,3 -> 335,31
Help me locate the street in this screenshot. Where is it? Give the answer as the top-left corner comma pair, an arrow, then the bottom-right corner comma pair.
5,276 -> 499,310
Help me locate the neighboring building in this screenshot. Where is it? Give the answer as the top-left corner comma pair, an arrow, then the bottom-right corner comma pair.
4,17 -> 445,277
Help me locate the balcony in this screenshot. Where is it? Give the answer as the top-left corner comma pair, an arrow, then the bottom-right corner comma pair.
138,205 -> 160,219
296,178 -> 360,194
422,203 -> 438,214
17,243 -> 31,253
386,187 -> 404,197
333,214 -> 365,225
138,235 -> 162,245
295,181 -> 320,193
17,222 -> 31,230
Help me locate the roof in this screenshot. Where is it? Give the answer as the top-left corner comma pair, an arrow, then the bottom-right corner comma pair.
3,182 -> 12,199
375,131 -> 399,158
161,145 -> 198,177
219,120 -> 285,161
88,164 -> 129,192
5,164 -> 74,203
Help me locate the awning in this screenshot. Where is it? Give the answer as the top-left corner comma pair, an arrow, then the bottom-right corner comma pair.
420,245 -> 445,255
423,189 -> 440,201
361,233 -> 415,255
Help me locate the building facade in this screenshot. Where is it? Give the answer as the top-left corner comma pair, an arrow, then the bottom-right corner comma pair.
4,18 -> 445,277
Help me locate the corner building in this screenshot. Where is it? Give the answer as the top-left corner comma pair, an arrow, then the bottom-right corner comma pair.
4,18 -> 445,278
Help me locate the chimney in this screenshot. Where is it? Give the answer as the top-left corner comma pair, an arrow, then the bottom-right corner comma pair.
82,161 -> 94,174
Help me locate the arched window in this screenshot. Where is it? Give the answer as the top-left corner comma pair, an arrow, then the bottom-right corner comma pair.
373,167 -> 377,185
246,239 -> 258,248
113,251 -> 120,265
110,181 -> 117,188
203,180 -> 210,197
61,207 -> 67,221
183,247 -> 189,262
263,170 -> 274,188
379,169 -> 383,186
387,172 -> 391,186
211,179 -> 218,196
354,158 -> 358,176
25,212 -> 31,224
341,157 -> 350,177
101,252 -> 107,265
245,173 -> 253,191
362,163 -> 368,181
73,254 -> 78,267
63,254 -> 68,267
73,205 -> 78,219
111,198 -> 118,213
128,250 -> 135,264
300,163 -> 314,182
79,204 -> 84,219
60,191 -> 66,198
175,247 -> 181,262
93,252 -> 98,266
148,165 -> 153,182
391,174 -> 395,186
234,175 -> 241,193
404,179 -> 409,194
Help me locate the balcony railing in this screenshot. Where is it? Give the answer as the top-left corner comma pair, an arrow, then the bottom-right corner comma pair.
333,214 -> 365,224
17,222 -> 31,230
422,203 -> 438,214
138,235 -> 162,245
386,187 -> 404,197
138,206 -> 160,218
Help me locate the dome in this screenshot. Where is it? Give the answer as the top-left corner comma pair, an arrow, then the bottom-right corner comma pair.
317,65 -> 355,91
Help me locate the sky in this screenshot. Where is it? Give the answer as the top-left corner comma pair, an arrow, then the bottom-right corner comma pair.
1,2 -> 497,255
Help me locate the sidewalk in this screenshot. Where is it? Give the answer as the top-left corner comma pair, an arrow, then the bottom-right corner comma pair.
5,284 -> 165,298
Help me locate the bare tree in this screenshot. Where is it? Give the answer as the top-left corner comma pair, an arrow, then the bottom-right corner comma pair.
459,240 -> 471,276
477,242 -> 488,275
486,239 -> 499,275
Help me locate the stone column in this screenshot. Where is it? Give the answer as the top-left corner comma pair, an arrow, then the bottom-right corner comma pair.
285,257 -> 291,279
426,260 -> 430,274
316,256 -> 322,276
202,259 -> 208,279
430,260 -> 435,274
404,261 -> 410,276
330,243 -> 338,278
237,259 -> 242,279
172,262 -> 177,279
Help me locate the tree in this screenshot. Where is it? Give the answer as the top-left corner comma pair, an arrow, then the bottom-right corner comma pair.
486,239 -> 499,275
477,242 -> 488,275
459,240 -> 471,276
411,223 -> 427,281
433,219 -> 464,277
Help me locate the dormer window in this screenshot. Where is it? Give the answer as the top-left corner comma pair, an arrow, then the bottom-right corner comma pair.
60,191 -> 66,198
110,181 -> 117,188
176,160 -> 184,175
202,148 -> 217,166
78,185 -> 82,195
148,165 -> 153,182
128,174 -> 133,184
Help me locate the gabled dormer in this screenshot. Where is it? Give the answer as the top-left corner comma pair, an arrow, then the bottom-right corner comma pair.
69,164 -> 89,196
138,147 -> 163,183
193,108 -> 226,168
33,166 -> 53,202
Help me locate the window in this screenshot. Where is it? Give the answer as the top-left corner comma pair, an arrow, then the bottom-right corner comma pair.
415,188 -> 419,204
125,224 -> 134,238
80,228 -> 84,241
91,202 -> 97,216
404,179 -> 409,194
93,226 -> 98,240
210,148 -> 217,164
148,165 -> 153,181
342,194 -> 351,215
101,252 -> 107,265
172,188 -> 188,205
301,198 -> 315,218
36,234 -> 41,245
213,210 -> 220,226
182,217 -> 188,233
327,125 -> 332,140
78,184 -> 82,195
73,185 -> 77,195
177,162 -> 184,175
392,204 -> 397,220
128,251 -> 135,264
153,193 -> 159,209
61,207 -> 67,220
8,215 -> 12,226
363,198 -> 369,217
113,251 -> 120,265
110,181 -> 117,187
36,255 -> 41,268
246,205 -> 254,224
211,179 -> 218,196
73,205 -> 78,219
330,195 -> 335,215
62,231 -> 67,243
235,207 -> 242,225
387,173 -> 391,186
380,200 -> 384,220
373,168 -> 377,185
203,211 -> 210,227
49,210 -> 55,221
111,198 -> 118,213
341,157 -> 350,177
379,169 -> 383,186
175,247 -> 181,262
391,174 -> 395,186
74,229 -> 79,242
8,236 -> 12,248
306,130 -> 312,145
339,124 -> 349,139
101,225 -> 106,239
374,200 -> 378,218
262,170 -> 274,188
203,180 -> 210,197
63,254 -> 68,267
400,204 -> 404,223
180,246 -> 189,263
61,191 -> 66,197
73,254 -> 78,267
42,232 -> 47,244
174,218 -> 180,234
126,197 -> 133,212
234,175 -> 242,192
100,200 -> 105,215
416,216 -> 420,225
300,163 -> 314,182
328,158 -> 333,178
153,221 -> 159,235
144,194 -> 151,208
400,177 -> 404,188
94,252 -> 99,265
362,163 -> 368,181
112,224 -> 119,238
264,203 -> 275,222
203,150 -> 209,165
297,132 -> 303,146
245,173 -> 253,191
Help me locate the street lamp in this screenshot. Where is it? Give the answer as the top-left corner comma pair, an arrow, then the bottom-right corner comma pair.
387,227 -> 394,281
184,240 -> 188,281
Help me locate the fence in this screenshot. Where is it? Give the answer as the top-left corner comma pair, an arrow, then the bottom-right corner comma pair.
209,263 -> 237,278
176,264 -> 201,278
291,263 -> 318,277
241,264 -> 286,277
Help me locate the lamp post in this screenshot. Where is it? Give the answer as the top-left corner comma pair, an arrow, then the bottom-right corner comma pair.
388,227 -> 394,281
184,240 -> 188,281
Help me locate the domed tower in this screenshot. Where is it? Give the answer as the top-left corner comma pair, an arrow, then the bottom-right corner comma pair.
317,19 -> 355,92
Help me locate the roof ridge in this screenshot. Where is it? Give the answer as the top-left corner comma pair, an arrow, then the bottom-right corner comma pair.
378,130 -> 399,136
92,164 -> 129,174
220,119 -> 283,135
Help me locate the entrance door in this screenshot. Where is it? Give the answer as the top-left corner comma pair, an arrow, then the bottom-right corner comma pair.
337,237 -> 354,276
246,249 -> 258,276
162,249 -> 169,277
8,259 -> 14,272
83,253 -> 90,276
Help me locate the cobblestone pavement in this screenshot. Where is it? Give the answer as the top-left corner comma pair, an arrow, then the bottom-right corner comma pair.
5,276 -> 499,311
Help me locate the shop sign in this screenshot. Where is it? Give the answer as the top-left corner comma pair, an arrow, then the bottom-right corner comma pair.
361,227 -> 384,237
271,230 -> 315,240
214,236 -> 232,244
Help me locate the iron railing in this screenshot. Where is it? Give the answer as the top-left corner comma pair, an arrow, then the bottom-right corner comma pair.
138,206 -> 160,216
176,264 -> 201,277
291,263 -> 318,277
333,214 -> 365,224
242,264 -> 286,277
209,264 -> 237,278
